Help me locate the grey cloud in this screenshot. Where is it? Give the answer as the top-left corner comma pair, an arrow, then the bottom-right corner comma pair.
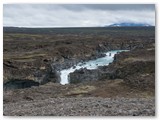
60,4 -> 155,11
4,4 -> 154,11
3,4 -> 155,27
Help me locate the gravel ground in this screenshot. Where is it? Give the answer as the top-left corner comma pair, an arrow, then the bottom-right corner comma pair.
3,97 -> 155,116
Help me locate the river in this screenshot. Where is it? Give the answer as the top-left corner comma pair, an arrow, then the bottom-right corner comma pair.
60,50 -> 128,85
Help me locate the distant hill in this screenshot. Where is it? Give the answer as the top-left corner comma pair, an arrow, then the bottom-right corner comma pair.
107,22 -> 152,27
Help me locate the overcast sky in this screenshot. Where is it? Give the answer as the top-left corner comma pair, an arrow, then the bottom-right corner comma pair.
3,4 -> 155,27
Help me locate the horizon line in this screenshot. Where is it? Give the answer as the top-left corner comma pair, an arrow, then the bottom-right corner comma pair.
3,26 -> 155,29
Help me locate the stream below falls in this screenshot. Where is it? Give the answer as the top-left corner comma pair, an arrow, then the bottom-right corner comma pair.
60,50 -> 128,85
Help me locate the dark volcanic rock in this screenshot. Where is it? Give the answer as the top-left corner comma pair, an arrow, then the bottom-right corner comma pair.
69,68 -> 101,84
105,49 -> 155,89
69,48 -> 155,89
4,79 -> 39,90
69,66 -> 114,84
124,73 -> 155,89
114,61 -> 155,79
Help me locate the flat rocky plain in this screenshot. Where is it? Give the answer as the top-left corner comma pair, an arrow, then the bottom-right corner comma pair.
4,97 -> 155,116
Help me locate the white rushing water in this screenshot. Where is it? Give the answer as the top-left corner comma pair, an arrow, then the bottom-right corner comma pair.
60,50 -> 128,85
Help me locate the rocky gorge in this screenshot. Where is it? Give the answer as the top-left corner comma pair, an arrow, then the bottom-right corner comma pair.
3,27 -> 155,116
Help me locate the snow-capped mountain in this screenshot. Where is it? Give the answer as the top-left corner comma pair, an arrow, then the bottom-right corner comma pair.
107,22 -> 152,27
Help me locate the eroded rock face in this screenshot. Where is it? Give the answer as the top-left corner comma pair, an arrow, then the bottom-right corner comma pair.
69,66 -> 115,84
69,48 -> 155,90
4,79 -> 39,90
69,68 -> 100,84
108,49 -> 155,89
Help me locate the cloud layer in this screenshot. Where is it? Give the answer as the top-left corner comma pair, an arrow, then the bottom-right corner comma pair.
3,4 -> 155,27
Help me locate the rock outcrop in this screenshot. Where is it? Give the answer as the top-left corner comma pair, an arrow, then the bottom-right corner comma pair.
69,68 -> 100,84
69,48 -> 155,90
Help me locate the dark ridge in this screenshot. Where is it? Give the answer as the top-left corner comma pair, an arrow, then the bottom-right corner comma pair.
3,26 -> 155,35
